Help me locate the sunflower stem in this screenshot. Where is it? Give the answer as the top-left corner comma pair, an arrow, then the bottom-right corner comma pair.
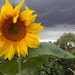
18,56 -> 23,74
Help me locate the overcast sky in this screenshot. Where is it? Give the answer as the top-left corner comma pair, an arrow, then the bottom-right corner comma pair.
0,0 -> 75,42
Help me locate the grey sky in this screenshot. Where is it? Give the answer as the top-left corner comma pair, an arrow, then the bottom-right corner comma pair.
23,0 -> 75,25
0,0 -> 75,41
1,0 -> 75,24
25,0 -> 75,16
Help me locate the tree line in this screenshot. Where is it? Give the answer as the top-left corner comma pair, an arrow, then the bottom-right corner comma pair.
54,33 -> 75,51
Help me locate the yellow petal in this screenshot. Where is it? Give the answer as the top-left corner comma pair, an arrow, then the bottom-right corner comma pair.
25,39 -> 39,48
0,36 -> 7,54
14,0 -> 24,16
29,14 -> 37,23
19,40 -> 28,55
4,43 -> 15,60
20,49 -> 26,57
0,37 -> 5,47
27,23 -> 44,33
17,40 -> 28,57
25,14 -> 37,26
13,15 -> 19,23
27,33 -> 42,39
25,6 -> 34,13
20,6 -> 35,21
17,45 -> 21,57
25,36 -> 40,48
0,43 -> 8,57
1,0 -> 13,19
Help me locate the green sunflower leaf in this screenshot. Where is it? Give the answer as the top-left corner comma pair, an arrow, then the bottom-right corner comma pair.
16,68 -> 34,75
0,59 -> 18,75
28,42 -> 75,59
24,55 -> 48,75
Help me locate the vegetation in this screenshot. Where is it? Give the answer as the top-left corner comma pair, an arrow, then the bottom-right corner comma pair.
0,33 -> 75,75
55,33 -> 75,51
38,56 -> 75,75
38,33 -> 75,75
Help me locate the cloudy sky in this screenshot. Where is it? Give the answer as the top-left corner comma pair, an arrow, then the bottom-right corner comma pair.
1,0 -> 75,42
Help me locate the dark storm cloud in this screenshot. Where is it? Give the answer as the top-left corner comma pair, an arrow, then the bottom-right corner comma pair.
0,0 -> 75,26
25,0 -> 75,15
24,0 -> 75,26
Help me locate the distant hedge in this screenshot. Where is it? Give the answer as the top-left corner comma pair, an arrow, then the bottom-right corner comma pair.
37,56 -> 75,75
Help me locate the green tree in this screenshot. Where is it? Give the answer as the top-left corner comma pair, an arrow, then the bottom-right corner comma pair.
55,33 -> 75,51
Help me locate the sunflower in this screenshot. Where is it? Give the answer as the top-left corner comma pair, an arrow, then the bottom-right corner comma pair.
0,0 -> 44,60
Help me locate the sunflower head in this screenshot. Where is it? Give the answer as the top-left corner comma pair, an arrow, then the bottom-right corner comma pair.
0,0 -> 44,60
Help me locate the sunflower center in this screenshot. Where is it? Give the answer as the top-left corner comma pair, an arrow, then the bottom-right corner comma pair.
2,19 -> 26,42
9,24 -> 20,35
